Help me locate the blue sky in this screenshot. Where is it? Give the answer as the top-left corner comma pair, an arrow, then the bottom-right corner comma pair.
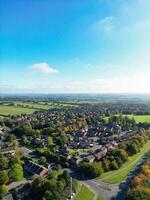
1,0 -> 150,93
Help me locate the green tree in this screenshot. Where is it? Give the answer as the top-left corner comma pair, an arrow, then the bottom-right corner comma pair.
22,135 -> 30,145
0,171 -> 9,185
6,134 -> 16,143
10,163 -> 23,181
47,136 -> 53,146
39,156 -> 47,165
58,171 -> 70,185
79,162 -> 103,178
0,156 -> 8,170
102,159 -> 110,172
59,133 -> 68,146
127,187 -> 150,200
0,184 -> 9,198
127,143 -> 139,156
110,160 -> 119,170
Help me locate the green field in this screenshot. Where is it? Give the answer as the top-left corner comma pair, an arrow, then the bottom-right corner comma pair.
0,105 -> 36,118
14,101 -> 76,110
105,114 -> 150,123
0,101 -> 77,119
99,140 -> 150,184
74,185 -> 94,200
97,195 -> 106,200
125,114 -> 150,123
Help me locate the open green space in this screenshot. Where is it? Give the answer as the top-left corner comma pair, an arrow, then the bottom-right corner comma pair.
96,194 -> 106,200
74,184 -> 94,200
104,114 -> 150,123
125,114 -> 150,123
99,140 -> 150,184
0,101 -> 77,119
0,105 -> 36,117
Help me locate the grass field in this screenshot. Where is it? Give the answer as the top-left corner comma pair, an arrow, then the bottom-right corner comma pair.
104,114 -> 150,123
14,101 -> 76,110
97,195 -> 106,200
0,105 -> 36,118
99,140 -> 150,184
74,185 -> 94,200
125,114 -> 150,123
0,101 -> 77,120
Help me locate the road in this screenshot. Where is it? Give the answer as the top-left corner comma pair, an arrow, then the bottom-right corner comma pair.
19,146 -> 150,200
68,151 -> 150,200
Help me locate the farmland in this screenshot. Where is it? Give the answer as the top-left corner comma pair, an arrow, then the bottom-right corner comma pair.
0,101 -> 77,119
105,114 -> 150,123
0,105 -> 36,118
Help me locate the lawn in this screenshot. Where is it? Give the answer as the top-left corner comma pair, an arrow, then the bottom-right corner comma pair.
96,194 -> 106,200
0,105 -> 36,116
99,140 -> 150,184
104,114 -> 150,123
74,185 -> 94,200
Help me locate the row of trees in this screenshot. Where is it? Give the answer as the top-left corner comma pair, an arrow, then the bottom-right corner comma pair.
102,131 -> 149,172
126,161 -> 150,200
0,150 -> 24,198
108,115 -> 136,127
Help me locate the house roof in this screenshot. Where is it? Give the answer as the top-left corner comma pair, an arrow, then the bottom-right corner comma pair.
24,160 -> 48,176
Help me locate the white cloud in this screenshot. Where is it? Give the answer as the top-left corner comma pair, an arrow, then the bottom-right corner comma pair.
93,16 -> 115,32
98,16 -> 114,25
29,62 -> 58,74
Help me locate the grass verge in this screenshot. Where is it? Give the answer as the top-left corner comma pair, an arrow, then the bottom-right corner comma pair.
99,140 -> 150,184
74,184 -> 94,200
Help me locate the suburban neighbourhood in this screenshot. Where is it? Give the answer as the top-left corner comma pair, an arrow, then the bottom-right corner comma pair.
0,97 -> 150,200
1,0 -> 150,199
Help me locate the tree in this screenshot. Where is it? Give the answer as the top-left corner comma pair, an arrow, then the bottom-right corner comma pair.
11,151 -> 21,164
58,170 -> 70,185
132,176 -> 143,186
22,135 -> 30,145
10,163 -> 23,181
47,170 -> 58,179
127,143 -> 139,156
6,134 -> 16,143
0,171 -> 9,185
102,159 -> 110,172
79,162 -> 103,178
110,160 -> 119,170
127,187 -> 150,200
39,156 -> 47,165
32,129 -> 41,138
0,185 -> 9,198
59,133 -> 68,146
0,156 -> 8,170
47,136 -> 53,146
118,149 -> 128,162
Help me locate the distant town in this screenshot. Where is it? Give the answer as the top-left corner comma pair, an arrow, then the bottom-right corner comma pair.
0,95 -> 150,200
